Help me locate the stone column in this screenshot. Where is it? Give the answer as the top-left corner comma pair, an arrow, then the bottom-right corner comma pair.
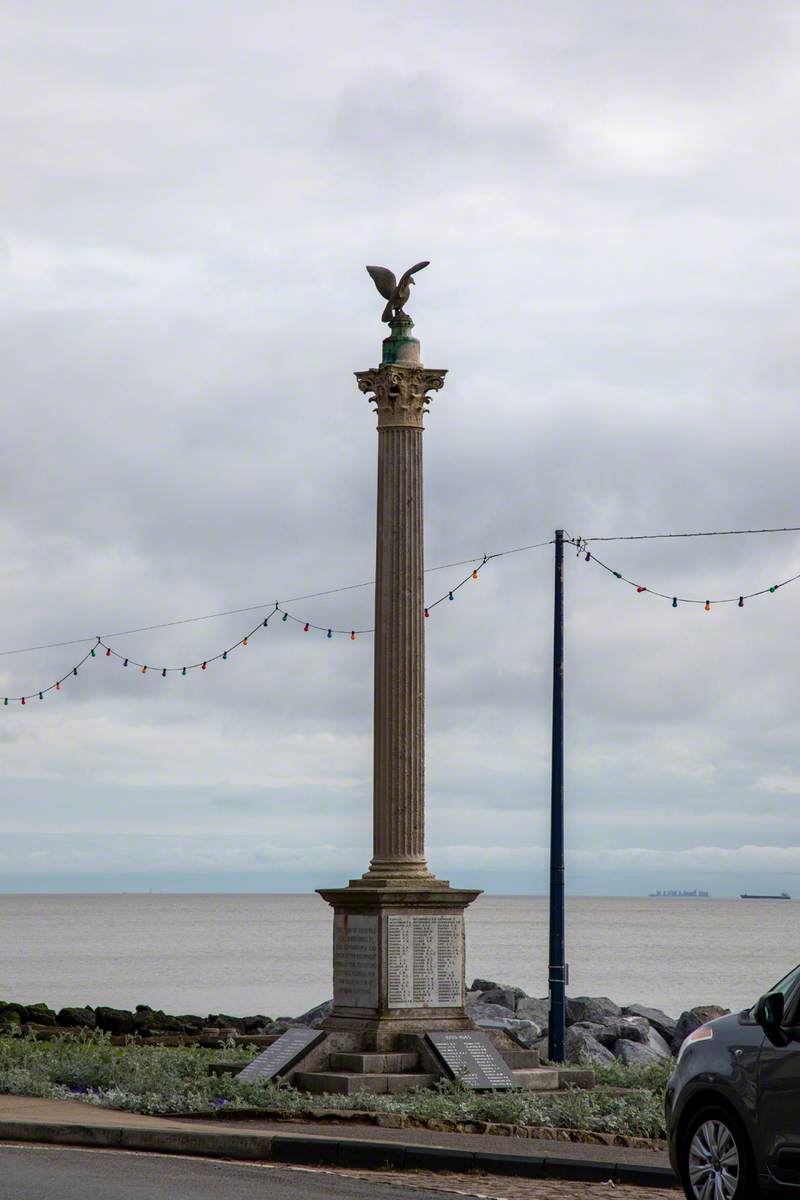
318,314 -> 480,1052
355,317 -> 446,882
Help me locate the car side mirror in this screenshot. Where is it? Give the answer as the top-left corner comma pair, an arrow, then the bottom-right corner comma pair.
755,990 -> 785,1036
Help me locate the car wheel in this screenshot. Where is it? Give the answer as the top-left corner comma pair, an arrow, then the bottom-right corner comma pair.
680,1104 -> 755,1200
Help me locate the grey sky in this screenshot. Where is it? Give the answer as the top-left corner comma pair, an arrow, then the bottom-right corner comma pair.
2,0 -> 800,895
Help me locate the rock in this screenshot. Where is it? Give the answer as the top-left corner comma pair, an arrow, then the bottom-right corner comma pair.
94,1007 -> 135,1035
468,1001 -> 541,1047
131,1009 -> 187,1036
0,1003 -> 25,1026
647,1027 -> 672,1059
515,996 -> 550,1027
565,1027 -> 616,1067
294,999 -> 333,1028
570,1020 -> 608,1043
206,1014 -> 249,1033
599,1016 -> 650,1046
466,1000 -> 517,1022
241,1015 -> 271,1033
566,996 -> 621,1027
480,986 -> 527,1011
622,1004 -> 678,1045
672,1006 -> 730,1054
613,1038 -> 664,1067
22,1004 -> 58,1027
57,1007 -> 96,1029
469,979 -> 499,993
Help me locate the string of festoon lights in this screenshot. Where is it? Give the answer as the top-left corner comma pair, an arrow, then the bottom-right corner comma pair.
0,550 -> 517,705
4,525 -> 800,705
570,533 -> 800,610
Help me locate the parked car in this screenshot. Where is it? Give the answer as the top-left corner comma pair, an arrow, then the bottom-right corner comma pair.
666,961 -> 800,1198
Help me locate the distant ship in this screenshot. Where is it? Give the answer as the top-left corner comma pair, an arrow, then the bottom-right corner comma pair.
649,889 -> 710,898
740,891 -> 791,900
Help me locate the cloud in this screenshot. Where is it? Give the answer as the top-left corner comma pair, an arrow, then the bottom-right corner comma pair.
2,1 -> 800,893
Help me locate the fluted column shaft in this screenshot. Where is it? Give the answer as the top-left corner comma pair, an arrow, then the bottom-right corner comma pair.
355,322 -> 446,882
371,423 -> 426,872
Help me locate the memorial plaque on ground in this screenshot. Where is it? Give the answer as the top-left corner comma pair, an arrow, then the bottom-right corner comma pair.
426,1031 -> 516,1089
236,1027 -> 325,1083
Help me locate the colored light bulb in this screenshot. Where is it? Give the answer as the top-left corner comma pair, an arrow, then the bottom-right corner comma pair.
770,585 -> 777,593
201,661 -> 207,670
636,586 -> 646,593
141,665 -> 147,673
262,618 -> 268,627
161,669 -> 166,677
738,596 -> 744,607
448,592 -> 454,601
55,682 -> 60,690
585,551 -> 591,562
424,608 -> 429,618
123,658 -> 128,667
705,600 -> 711,612
672,597 -> 678,608
222,651 -> 227,660
613,572 -> 622,580
472,569 -> 478,580
21,697 -> 25,705
327,629 -> 332,638
242,638 -> 248,646
38,692 -> 43,700
182,667 -> 186,675
105,648 -> 111,657
91,648 -> 96,657
303,623 -> 309,633
282,612 -> 288,622
73,668 -> 78,676
350,631 -> 355,640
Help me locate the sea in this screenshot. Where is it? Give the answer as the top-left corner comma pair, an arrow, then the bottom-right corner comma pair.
1,894 -> 796,1020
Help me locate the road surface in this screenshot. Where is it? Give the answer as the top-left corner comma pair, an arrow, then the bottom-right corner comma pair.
0,1143 -> 679,1199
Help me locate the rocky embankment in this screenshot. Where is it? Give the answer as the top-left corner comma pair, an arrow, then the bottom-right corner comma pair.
0,986 -> 730,1066
464,979 -> 730,1066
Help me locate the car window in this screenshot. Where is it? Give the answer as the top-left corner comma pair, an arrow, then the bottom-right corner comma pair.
751,962 -> 800,1023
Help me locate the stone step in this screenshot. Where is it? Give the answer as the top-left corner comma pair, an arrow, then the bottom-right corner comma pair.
511,1067 -> 560,1090
293,1071 -> 434,1096
328,1052 -> 419,1074
501,1048 -> 539,1069
556,1066 -> 595,1090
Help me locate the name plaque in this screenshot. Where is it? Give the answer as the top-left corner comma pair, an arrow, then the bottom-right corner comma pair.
426,1031 -> 516,1090
236,1026 -> 325,1083
333,913 -> 379,1008
386,914 -> 463,1009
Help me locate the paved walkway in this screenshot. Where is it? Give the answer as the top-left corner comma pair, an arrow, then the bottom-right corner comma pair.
0,1096 -> 679,1199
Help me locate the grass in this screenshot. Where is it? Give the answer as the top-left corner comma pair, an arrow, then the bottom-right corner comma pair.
0,1031 -> 671,1139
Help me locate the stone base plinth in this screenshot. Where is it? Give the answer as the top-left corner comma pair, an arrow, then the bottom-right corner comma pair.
316,880 -> 481,1052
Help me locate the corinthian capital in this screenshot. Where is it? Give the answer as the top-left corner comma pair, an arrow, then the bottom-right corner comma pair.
355,365 -> 447,429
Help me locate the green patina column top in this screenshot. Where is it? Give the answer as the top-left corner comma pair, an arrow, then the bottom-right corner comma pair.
382,316 -> 420,366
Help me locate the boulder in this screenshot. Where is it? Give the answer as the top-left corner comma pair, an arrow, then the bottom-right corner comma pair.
570,1020 -> 607,1043
672,1006 -> 730,1054
469,978 -> 499,993
131,1009 -> 186,1036
480,986 -> 527,1011
516,996 -> 550,1027
206,1014 -> 249,1033
566,996 -> 621,1027
23,1004 -> 58,1027
466,1000 -> 517,1022
241,1015 -> 271,1033
94,1007 -> 135,1035
622,1004 -> 678,1045
57,1007 -> 96,1029
614,1038 -> 664,1068
294,999 -> 333,1028
565,1027 -> 616,1067
647,1027 -> 672,1059
599,1016 -> 650,1046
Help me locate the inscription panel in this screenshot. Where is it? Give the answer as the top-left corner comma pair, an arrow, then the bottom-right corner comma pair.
236,1027 -> 325,1083
333,913 -> 379,1008
386,914 -> 463,1009
426,1031 -> 515,1090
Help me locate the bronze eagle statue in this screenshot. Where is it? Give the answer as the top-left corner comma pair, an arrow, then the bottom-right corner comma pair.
366,261 -> 430,323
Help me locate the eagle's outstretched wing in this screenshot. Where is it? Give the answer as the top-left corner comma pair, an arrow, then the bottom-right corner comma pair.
366,265 -> 397,300
397,260 -> 430,290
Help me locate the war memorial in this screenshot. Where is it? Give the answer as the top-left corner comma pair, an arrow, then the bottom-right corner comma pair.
236,266 -> 588,1095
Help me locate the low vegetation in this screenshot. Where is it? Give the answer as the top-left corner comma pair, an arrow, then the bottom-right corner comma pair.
0,1031 -> 671,1139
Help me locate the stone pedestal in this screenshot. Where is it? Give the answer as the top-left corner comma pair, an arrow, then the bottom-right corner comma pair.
317,313 -> 480,1054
